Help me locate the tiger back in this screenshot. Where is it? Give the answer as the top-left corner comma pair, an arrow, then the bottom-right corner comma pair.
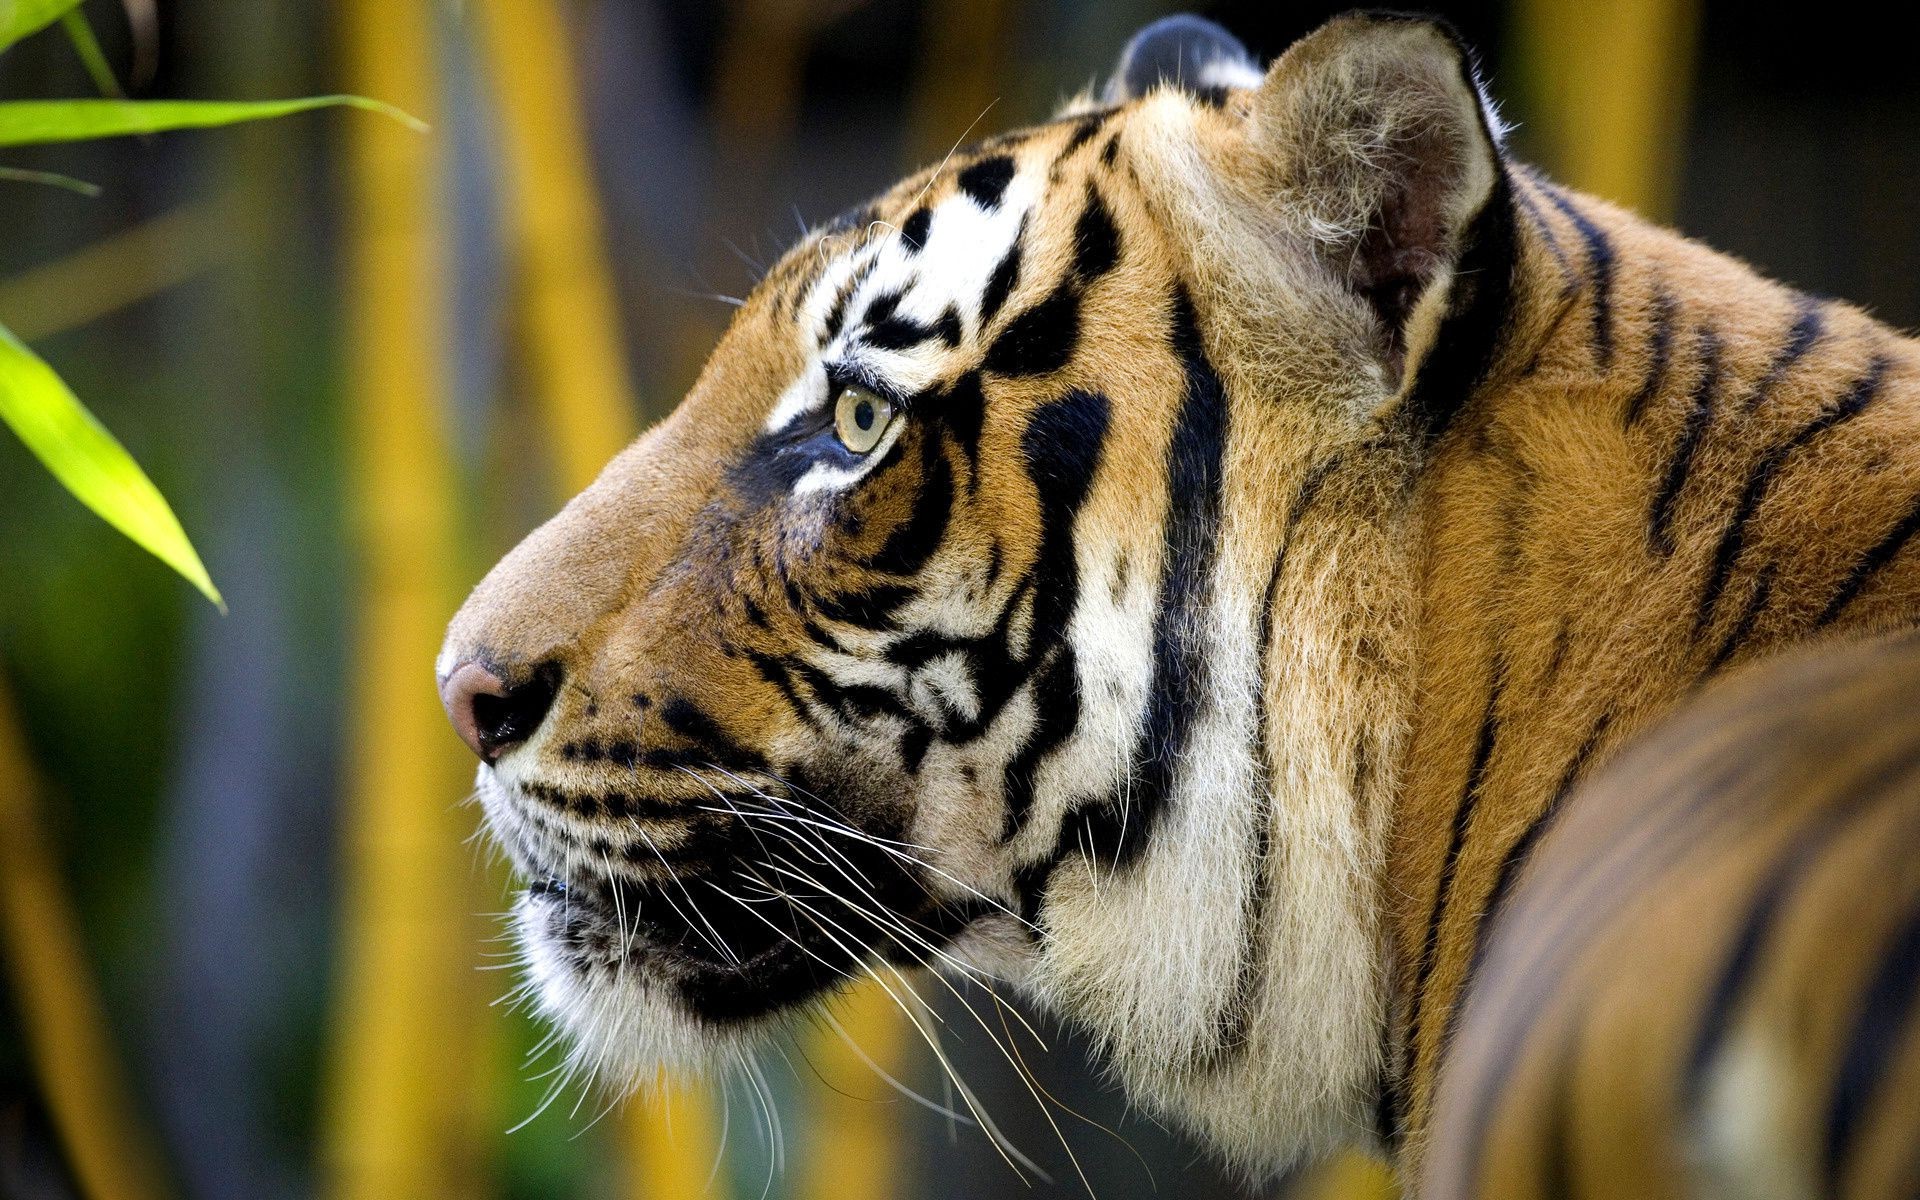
1425,630 -> 1920,1198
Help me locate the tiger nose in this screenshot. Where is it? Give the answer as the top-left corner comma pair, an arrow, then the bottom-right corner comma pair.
439,660 -> 560,763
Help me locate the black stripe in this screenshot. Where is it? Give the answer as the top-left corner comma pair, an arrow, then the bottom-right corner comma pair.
995,389 -> 1110,850
1512,178 -> 1574,291
864,315 -> 939,351
1825,884 -> 1920,1192
1402,166 -> 1517,447
1060,111 -> 1108,157
656,697 -> 767,773
899,204 -> 932,251
983,283 -> 1080,377
1682,738 -> 1920,1116
1443,710 -> 1612,1062
1070,286 -> 1229,870
1702,564 -> 1774,678
1647,326 -> 1722,556
746,650 -> 822,728
1817,487 -> 1920,628
864,432 -> 953,576
858,285 -> 907,331
1540,184 -> 1615,370
998,653 -> 1079,839
1375,1060 -> 1404,1150
1404,657 -> 1506,1083
786,656 -> 914,725
979,222 -> 1024,325
1693,354 -> 1890,638
1740,293 -> 1826,416
812,583 -> 916,630
1258,453 -> 1344,632
1070,182 -> 1120,283
822,257 -> 877,343
939,370 -> 988,486
1621,287 -> 1677,427
957,155 -> 1017,209
1021,389 -> 1110,648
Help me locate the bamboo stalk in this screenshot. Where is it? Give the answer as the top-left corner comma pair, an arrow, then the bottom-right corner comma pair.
0,679 -> 174,1200
1289,1150 -> 1400,1200
322,2 -> 486,1196
797,979 -> 911,1200
1510,0 -> 1702,220
472,0 -> 635,493
625,1076 -> 725,1200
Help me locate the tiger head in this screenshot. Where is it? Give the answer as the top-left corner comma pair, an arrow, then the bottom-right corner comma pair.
440,12 -> 1510,1170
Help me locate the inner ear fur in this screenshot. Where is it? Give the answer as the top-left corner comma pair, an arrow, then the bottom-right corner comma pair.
1249,14 -> 1504,391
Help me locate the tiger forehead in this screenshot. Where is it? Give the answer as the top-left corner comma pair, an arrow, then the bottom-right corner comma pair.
763,104 -> 1140,332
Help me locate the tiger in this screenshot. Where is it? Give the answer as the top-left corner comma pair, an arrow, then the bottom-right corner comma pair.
436,9 -> 1920,1192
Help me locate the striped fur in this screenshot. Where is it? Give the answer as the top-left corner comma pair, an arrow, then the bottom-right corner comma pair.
439,11 -> 1920,1188
1424,632 -> 1920,1199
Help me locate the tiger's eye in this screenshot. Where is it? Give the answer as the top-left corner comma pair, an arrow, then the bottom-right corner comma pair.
833,384 -> 895,454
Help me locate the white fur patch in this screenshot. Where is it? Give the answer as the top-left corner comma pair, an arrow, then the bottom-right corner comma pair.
1690,1023 -> 1815,1200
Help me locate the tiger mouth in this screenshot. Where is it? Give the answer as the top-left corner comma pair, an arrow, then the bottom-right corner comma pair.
508,805 -> 994,1022
521,863 -> 822,980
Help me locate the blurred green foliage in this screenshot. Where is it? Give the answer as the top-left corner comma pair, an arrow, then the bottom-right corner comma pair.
1,9 -> 416,612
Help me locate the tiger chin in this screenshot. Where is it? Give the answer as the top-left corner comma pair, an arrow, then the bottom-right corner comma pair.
441,9 -> 1920,1192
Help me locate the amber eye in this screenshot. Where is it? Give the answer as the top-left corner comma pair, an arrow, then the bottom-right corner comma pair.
833,384 -> 895,454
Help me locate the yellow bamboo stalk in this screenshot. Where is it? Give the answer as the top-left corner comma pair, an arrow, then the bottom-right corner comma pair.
1510,0 -> 1701,220
0,680 -> 174,1200
1290,1150 -> 1400,1200
797,978 -> 911,1200
623,1076 -> 725,1200
472,0 -> 635,493
468,4 -> 725,1196
322,2 -> 485,1197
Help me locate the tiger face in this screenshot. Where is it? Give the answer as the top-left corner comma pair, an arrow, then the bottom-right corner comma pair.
441,12 -> 1505,1168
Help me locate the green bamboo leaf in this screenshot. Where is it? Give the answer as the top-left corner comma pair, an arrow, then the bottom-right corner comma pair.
0,95 -> 425,147
0,164 -> 98,194
0,321 -> 222,609
59,9 -> 122,99
0,0 -> 85,53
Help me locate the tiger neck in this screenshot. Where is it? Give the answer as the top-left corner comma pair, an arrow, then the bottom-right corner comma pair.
1378,167 -> 1920,1152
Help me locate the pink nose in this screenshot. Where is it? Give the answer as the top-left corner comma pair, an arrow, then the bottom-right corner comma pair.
439,660 -> 558,762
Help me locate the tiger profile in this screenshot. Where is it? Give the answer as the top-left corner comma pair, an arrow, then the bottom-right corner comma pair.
437,11 -> 1920,1194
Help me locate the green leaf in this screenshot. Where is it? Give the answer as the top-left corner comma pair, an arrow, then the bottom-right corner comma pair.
0,321 -> 222,609
0,95 -> 425,147
0,164 -> 99,195
59,9 -> 121,99
0,0 -> 86,53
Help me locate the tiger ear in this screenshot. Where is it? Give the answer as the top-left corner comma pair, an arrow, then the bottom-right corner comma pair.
1103,13 -> 1263,103
1248,14 -> 1507,392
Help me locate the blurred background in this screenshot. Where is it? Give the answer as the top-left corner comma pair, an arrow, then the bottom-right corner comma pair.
2,1 -> 1917,1198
